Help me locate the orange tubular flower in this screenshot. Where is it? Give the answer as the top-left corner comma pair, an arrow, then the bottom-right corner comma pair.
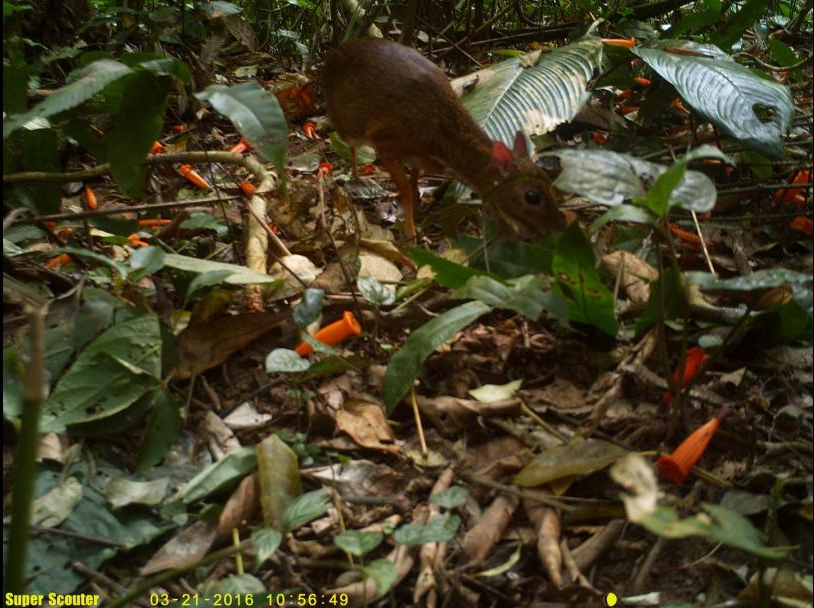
602,37 -> 636,48
229,138 -> 253,154
295,311 -> 362,357
177,164 -> 211,189
240,180 -> 257,197
85,186 -> 98,210
790,216 -> 813,234
317,162 -> 333,179
657,415 -> 720,485
662,346 -> 707,405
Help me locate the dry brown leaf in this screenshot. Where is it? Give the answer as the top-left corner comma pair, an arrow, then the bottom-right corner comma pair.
175,311 -> 294,379
336,400 -> 399,454
465,436 -> 531,479
140,520 -> 219,575
601,250 -> 658,304
217,474 -> 259,541
201,410 -> 240,457
416,395 -> 520,435
524,496 -> 563,588
460,493 -> 520,566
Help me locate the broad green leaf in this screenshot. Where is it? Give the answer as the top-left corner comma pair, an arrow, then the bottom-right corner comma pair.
640,503 -> 785,560
180,213 -> 227,234
669,0 -> 722,36
711,0 -> 771,49
461,37 -> 603,143
686,269 -> 813,316
257,435 -> 302,529
196,82 -> 288,174
590,203 -> 654,232
3,60 -> 133,139
430,486 -> 469,509
457,275 -> 565,322
334,530 -> 384,556
633,46 -> 792,158
41,314 -> 162,432
252,527 -> 283,567
5,126 -> 62,214
107,72 -> 171,197
645,162 -> 687,217
408,247 -> 485,289
552,224 -> 618,336
182,446 -> 257,504
635,269 -> 685,336
383,301 -> 491,412
129,245 -> 166,279
57,245 -> 130,280
393,514 -> 460,546
513,439 -> 628,486
466,239 -> 555,277
136,390 -> 180,471
185,270 -> 235,304
363,558 -> 398,595
282,488 -> 330,531
357,276 -> 395,307
293,288 -> 325,327
266,348 -> 310,373
163,253 -> 281,286
549,149 -> 720,212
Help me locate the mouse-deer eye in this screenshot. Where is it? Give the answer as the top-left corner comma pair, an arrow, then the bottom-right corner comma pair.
524,190 -> 542,205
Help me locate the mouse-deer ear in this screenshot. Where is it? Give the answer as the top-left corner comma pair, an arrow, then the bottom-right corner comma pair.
513,131 -> 530,158
491,140 -> 514,176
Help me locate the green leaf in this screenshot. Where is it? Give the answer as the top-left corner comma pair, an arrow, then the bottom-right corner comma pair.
383,301 -> 491,412
457,275 -> 566,322
633,46 -> 792,158
362,558 -> 398,595
252,527 -> 283,567
711,0 -> 771,49
430,486 -> 469,509
129,245 -> 166,279
357,276 -> 395,307
182,446 -> 257,504
6,127 -> 62,214
467,239 -> 555,277
266,348 -> 310,373
513,439 -> 628,486
394,514 -> 460,545
552,223 -> 618,336
136,390 -> 180,471
3,60 -> 134,139
185,270 -> 235,304
408,247 -> 484,289
180,213 -> 227,234
635,269 -> 685,336
293,288 -> 325,327
196,82 -> 288,174
334,530 -> 384,556
107,72 -> 171,197
257,434 -> 301,529
282,488 -> 330,531
590,203 -> 654,232
640,503 -> 785,560
163,253 -> 281,285
645,162 -> 686,217
57,245 -> 130,280
41,314 -> 162,432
